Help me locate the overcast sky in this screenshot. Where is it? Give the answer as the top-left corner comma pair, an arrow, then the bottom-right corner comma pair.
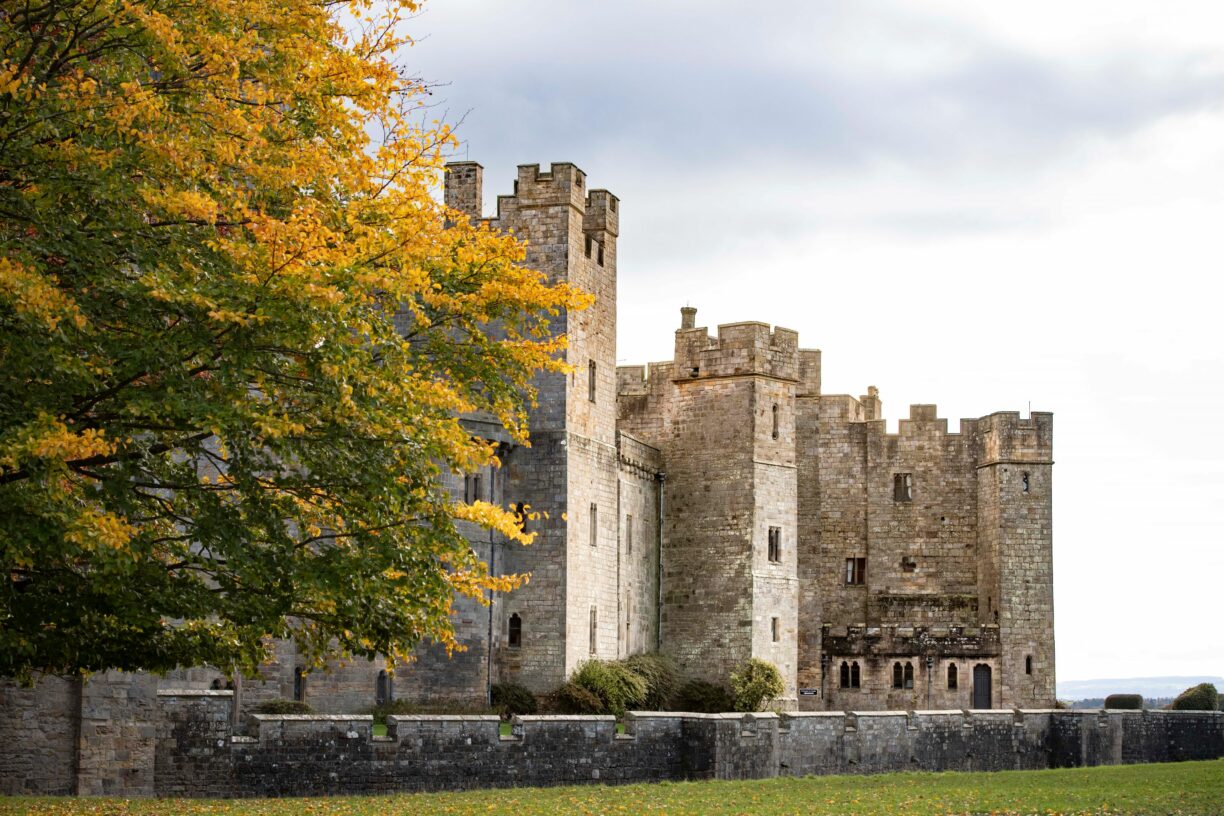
405,1 -> 1224,684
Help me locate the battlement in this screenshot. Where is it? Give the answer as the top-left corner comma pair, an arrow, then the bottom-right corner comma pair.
444,161 -> 615,230
673,310 -> 801,381
972,411 -> 1054,464
505,162 -> 588,212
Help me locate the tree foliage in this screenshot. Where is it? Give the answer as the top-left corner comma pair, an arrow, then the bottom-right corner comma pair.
0,0 -> 588,681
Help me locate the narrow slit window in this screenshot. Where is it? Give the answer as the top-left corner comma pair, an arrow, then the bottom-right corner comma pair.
508,613 -> 522,649
1022,471 -> 1031,493
903,662 -> 914,689
626,514 -> 633,554
464,472 -> 482,503
892,662 -> 903,689
597,244 -> 604,266
584,236 -> 592,258
840,661 -> 850,689
514,502 -> 527,533
771,616 -> 780,643
845,557 -> 866,585
588,359 -> 597,402
948,664 -> 958,689
768,526 -> 781,563
589,606 -> 597,655
293,667 -> 306,702
894,473 -> 913,502
1026,655 -> 1033,675
589,503 -> 598,547
771,403 -> 780,440
850,661 -> 861,688
376,670 -> 390,706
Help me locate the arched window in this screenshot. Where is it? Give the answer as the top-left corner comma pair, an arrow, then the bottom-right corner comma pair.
850,661 -> 861,688
903,662 -> 914,689
293,667 -> 306,702
892,662 -> 903,689
508,613 -> 522,649
1026,655 -> 1033,675
376,670 -> 391,706
840,661 -> 850,689
771,404 -> 780,440
948,664 -> 958,690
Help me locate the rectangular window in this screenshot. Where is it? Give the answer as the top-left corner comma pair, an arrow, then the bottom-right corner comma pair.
626,514 -> 633,554
771,616 -> 780,643
845,557 -> 866,585
588,359 -> 597,402
767,526 -> 781,563
589,606 -> 598,655
589,503 -> 598,547
893,473 -> 913,502
464,473 -> 482,503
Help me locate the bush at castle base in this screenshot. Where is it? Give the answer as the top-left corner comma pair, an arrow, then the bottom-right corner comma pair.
491,682 -> 538,717
1104,694 -> 1144,710
571,660 -> 648,717
673,679 -> 736,713
546,681 -> 605,714
731,658 -> 785,712
624,654 -> 680,710
1170,683 -> 1219,711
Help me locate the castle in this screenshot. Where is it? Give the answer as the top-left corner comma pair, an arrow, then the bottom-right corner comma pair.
1,161 -> 1055,727
380,159 -> 1057,712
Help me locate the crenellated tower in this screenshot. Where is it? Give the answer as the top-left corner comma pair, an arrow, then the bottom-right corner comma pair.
973,412 -> 1055,708
443,161 -> 622,691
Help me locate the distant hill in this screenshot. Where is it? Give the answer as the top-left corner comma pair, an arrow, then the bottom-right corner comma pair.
1057,676 -> 1224,700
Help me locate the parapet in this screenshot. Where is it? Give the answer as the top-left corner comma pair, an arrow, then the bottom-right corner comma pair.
674,313 -> 801,382
444,161 -> 618,238
972,411 -> 1054,464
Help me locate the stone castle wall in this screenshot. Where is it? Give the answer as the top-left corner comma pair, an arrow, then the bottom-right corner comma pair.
5,683 -> 1221,798
150,691 -> 1224,797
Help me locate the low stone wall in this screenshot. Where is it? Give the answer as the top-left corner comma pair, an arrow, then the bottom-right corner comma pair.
150,692 -> 1224,798
4,685 -> 1222,798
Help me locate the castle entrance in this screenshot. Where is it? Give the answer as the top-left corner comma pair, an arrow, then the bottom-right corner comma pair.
973,664 -> 992,709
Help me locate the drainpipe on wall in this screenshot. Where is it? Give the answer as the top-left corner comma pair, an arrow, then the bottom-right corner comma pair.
655,471 -> 666,653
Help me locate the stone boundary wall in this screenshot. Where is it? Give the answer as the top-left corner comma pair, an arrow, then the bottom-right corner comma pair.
147,691 -> 1224,798
4,687 -> 1221,798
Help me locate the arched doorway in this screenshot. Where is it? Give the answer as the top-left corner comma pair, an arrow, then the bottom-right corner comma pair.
972,664 -> 992,709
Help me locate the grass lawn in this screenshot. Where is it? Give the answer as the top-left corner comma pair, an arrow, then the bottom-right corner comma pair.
4,759 -> 1222,815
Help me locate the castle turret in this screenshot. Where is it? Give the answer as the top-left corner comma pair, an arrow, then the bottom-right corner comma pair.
438,161 -> 624,692
975,412 -> 1055,708
656,316 -> 801,702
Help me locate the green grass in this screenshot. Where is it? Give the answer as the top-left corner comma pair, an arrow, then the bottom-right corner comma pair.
5,759 -> 1222,815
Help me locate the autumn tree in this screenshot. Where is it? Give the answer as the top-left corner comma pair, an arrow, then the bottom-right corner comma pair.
0,0 -> 587,681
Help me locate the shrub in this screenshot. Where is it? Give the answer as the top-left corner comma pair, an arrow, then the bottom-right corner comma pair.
1104,694 -> 1144,710
253,699 -> 313,715
673,679 -> 735,713
1170,682 -> 1219,711
571,659 -> 647,716
730,658 -> 785,712
491,682 -> 538,717
623,654 -> 680,710
546,681 -> 605,715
